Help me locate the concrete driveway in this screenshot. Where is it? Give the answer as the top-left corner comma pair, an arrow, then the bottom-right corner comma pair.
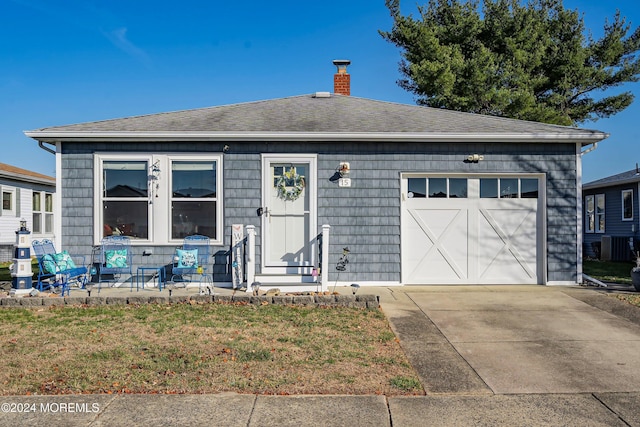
378,285 -> 640,426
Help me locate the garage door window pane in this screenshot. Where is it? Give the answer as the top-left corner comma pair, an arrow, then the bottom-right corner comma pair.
480,179 -> 498,198
521,179 -> 538,198
500,179 -> 518,198
429,178 -> 447,198
449,179 -> 467,198
407,178 -> 426,198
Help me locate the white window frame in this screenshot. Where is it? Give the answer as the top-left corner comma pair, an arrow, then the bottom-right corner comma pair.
32,191 -> 42,234
585,195 -> 595,233
595,194 -> 605,233
32,191 -> 54,235
94,153 -> 223,245
622,189 -> 634,221
44,192 -> 54,233
585,194 -> 605,234
586,194 -> 606,233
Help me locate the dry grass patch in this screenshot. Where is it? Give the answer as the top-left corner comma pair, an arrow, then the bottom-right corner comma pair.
615,293 -> 640,307
0,303 -> 422,396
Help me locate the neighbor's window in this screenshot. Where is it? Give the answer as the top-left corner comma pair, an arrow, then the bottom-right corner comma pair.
622,189 -> 633,221
596,194 -> 605,232
32,191 -> 54,234
96,155 -> 223,244
32,192 -> 42,233
45,193 -> 53,233
586,194 -> 605,233
585,195 -> 595,233
2,190 -> 13,212
171,160 -> 218,240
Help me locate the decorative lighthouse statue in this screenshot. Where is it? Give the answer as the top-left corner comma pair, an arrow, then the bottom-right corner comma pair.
10,219 -> 33,297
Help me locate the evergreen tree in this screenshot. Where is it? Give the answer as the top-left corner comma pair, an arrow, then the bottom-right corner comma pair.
380,0 -> 640,125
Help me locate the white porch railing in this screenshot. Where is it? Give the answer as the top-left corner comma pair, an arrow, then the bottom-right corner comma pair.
244,224 -> 330,292
245,225 -> 256,289
320,224 -> 330,290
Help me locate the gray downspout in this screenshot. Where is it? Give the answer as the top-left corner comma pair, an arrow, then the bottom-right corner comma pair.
38,141 -> 56,155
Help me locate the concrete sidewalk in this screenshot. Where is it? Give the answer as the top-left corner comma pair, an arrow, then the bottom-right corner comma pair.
2,284 -> 640,426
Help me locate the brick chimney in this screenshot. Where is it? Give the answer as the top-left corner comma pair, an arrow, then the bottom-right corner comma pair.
333,59 -> 351,96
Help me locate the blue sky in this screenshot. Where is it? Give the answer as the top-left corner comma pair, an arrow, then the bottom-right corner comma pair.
1,0 -> 639,183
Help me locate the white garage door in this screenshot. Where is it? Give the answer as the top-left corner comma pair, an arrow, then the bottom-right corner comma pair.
401,175 -> 544,285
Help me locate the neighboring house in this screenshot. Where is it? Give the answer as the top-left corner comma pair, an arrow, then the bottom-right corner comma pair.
583,167 -> 640,261
0,162 -> 55,262
24,61 -> 608,290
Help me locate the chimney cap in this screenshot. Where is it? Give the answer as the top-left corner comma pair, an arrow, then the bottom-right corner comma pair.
333,59 -> 351,74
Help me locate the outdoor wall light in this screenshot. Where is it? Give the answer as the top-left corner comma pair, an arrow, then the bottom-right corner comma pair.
467,154 -> 484,163
338,162 -> 350,176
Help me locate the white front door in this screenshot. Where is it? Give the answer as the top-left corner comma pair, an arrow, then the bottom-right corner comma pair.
262,155 -> 317,274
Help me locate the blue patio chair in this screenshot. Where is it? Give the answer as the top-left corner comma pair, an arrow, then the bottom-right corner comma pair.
171,235 -> 211,292
32,239 -> 89,296
97,235 -> 133,291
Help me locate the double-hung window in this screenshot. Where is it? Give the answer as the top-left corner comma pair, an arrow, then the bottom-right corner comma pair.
32,192 -> 54,234
32,192 -> 42,233
95,154 -> 223,245
44,193 -> 53,233
585,194 -> 605,233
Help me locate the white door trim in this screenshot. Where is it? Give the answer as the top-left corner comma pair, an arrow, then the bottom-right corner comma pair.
261,154 -> 317,275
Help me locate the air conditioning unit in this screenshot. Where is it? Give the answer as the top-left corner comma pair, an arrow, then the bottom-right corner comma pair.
600,235 -> 611,261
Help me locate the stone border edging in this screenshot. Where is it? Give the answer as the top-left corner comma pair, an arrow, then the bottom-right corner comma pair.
0,293 -> 380,309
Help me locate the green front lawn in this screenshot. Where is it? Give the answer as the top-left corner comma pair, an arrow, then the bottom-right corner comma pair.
0,260 -> 39,282
583,259 -> 634,285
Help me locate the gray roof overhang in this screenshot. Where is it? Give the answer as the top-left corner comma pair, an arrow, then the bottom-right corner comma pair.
24,130 -> 608,144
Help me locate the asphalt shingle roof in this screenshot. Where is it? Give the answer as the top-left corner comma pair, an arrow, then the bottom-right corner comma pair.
26,94 -> 607,143
584,167 -> 640,189
0,162 -> 55,185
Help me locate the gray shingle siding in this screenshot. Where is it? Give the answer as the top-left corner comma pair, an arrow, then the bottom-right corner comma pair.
58,140 -> 578,284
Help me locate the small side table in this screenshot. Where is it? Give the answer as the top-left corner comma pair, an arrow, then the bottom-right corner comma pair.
136,266 -> 165,291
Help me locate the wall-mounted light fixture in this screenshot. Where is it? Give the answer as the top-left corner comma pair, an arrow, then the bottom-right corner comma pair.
467,154 -> 484,163
338,162 -> 350,176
